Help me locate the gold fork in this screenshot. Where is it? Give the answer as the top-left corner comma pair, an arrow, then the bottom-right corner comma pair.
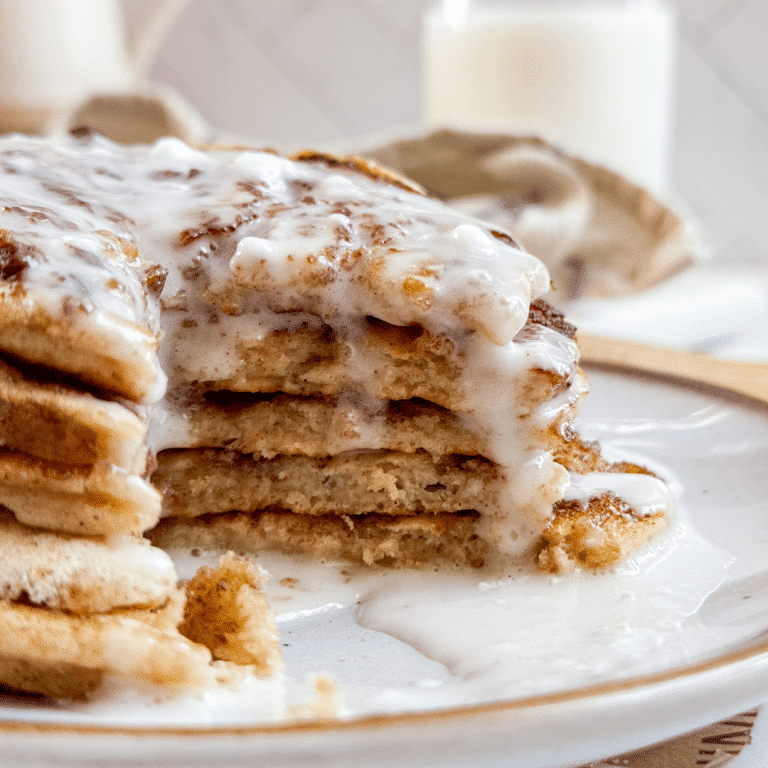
578,334 -> 768,406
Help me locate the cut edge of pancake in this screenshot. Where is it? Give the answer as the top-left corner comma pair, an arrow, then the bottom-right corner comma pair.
0,552 -> 284,700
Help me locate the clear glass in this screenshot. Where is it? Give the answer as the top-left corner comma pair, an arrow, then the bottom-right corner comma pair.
422,0 -> 677,193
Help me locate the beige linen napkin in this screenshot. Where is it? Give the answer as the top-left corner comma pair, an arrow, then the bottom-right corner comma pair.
356,128 -> 695,303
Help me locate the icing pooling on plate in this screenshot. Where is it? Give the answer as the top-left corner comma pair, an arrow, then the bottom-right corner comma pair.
48,511 -> 730,726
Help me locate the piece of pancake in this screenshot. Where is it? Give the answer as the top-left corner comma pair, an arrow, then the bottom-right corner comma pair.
0,594 -> 211,700
151,509 -> 489,570
0,509 -> 174,613
0,547 -> 282,700
0,451 -> 159,536
0,351 -> 158,535
0,227 -> 166,404
0,356 -> 149,471
179,552 -> 283,674
0,506 -> 203,699
539,491 -> 667,573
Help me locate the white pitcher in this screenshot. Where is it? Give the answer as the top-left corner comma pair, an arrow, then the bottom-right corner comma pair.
0,0 -> 204,141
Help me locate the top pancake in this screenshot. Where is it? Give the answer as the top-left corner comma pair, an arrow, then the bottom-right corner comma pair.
0,132 -> 555,406
0,133 -> 587,552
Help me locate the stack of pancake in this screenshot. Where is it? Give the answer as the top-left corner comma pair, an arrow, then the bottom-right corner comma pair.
0,133 -> 282,698
0,132 -> 669,700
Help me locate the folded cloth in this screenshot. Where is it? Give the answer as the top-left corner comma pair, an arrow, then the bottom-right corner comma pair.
354,128 -> 696,302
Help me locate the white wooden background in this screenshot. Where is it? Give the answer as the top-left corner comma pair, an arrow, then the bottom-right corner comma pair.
122,0 -> 768,266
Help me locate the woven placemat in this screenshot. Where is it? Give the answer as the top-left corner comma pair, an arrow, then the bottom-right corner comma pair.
579,710 -> 758,767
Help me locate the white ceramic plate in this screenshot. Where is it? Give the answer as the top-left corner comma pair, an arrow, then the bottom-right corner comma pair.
3,366 -> 768,768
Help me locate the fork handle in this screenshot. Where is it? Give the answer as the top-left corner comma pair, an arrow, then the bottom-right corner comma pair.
578,334 -> 768,406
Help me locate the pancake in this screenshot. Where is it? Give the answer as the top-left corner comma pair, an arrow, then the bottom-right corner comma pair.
0,132 -> 672,701
0,549 -> 281,700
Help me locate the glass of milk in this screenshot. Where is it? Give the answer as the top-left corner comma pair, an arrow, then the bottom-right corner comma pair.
422,0 -> 676,193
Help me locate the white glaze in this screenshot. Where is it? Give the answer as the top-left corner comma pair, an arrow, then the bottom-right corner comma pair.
100,618 -> 214,687
66,672 -> 289,725
0,132 -> 592,554
564,472 -> 675,518
0,132 -> 548,353
46,506 -> 729,726
352,522 -> 729,712
102,534 -> 178,583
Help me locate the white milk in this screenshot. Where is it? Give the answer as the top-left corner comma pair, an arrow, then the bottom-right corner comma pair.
422,1 -> 676,192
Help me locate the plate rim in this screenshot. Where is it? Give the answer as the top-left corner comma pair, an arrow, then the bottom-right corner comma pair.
2,631 -> 768,738
2,339 -> 768,744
